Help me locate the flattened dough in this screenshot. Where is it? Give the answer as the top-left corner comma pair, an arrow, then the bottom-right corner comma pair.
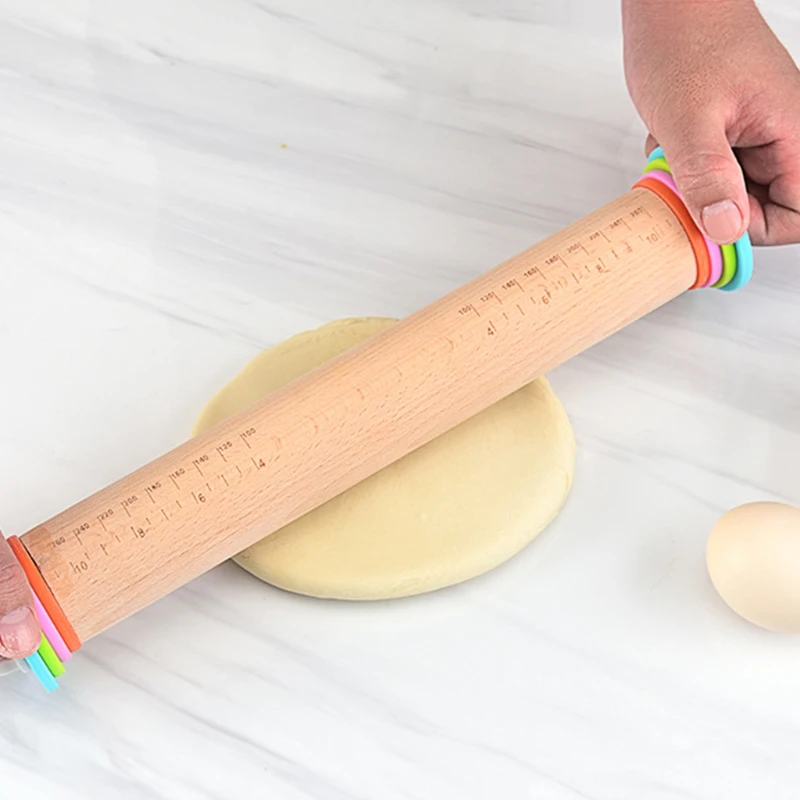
193,318 -> 575,600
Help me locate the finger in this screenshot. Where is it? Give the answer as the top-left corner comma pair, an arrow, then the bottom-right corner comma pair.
738,132 -> 800,184
760,204 -> 800,246
743,177 -> 800,246
769,167 -> 800,216
745,185 -> 769,246
738,144 -> 783,187
0,535 -> 41,659
754,197 -> 800,247
658,112 -> 750,244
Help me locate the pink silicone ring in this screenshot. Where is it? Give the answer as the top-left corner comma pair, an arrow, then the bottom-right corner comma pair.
642,169 -> 723,287
705,238 -> 724,287
32,593 -> 71,663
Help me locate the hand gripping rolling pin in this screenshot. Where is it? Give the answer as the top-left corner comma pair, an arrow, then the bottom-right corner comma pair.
4,151 -> 754,689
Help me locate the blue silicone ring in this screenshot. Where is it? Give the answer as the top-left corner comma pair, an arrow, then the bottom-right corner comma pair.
648,145 -> 665,162
718,231 -> 754,291
24,650 -> 58,692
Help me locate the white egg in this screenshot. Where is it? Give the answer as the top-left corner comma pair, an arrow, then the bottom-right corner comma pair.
707,502 -> 800,633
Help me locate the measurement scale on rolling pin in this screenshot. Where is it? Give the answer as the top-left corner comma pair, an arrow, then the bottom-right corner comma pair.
9,154 -> 748,687
56,204 -> 658,579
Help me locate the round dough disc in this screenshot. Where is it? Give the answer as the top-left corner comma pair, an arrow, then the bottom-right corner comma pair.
193,317 -> 575,600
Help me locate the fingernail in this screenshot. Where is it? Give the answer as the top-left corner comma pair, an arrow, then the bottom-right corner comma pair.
0,606 -> 40,657
701,200 -> 744,243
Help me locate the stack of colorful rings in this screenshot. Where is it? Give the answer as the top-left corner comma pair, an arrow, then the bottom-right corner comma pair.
635,146 -> 754,291
7,536 -> 80,692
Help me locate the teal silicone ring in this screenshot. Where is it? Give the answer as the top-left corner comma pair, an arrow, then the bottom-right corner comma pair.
24,650 -> 58,692
718,232 -> 754,291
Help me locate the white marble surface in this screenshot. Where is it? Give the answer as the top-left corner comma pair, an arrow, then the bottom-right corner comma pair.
2,1 -> 800,797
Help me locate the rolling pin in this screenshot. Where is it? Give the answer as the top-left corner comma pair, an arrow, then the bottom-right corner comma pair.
16,184 -> 698,646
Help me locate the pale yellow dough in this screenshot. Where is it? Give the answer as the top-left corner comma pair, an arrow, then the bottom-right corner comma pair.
192,318 -> 575,600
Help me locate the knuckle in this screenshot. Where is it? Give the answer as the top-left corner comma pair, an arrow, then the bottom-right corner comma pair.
0,561 -> 28,598
673,152 -> 738,194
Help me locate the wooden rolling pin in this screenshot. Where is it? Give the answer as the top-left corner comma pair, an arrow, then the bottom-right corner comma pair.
19,186 -> 696,643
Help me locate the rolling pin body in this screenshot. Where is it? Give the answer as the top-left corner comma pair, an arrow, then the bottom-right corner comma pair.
22,187 -> 696,641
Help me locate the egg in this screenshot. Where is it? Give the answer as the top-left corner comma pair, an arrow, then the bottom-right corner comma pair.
707,502 -> 800,633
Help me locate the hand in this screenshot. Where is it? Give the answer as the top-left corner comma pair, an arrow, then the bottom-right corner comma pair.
0,535 -> 41,659
623,0 -> 800,246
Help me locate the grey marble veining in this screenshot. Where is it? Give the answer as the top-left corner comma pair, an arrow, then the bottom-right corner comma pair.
2,2 -> 800,798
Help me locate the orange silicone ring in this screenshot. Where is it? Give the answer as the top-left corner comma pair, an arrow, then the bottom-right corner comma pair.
635,176 -> 711,289
7,536 -> 81,652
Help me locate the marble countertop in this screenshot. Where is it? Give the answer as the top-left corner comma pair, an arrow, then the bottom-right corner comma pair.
2,2 -> 800,798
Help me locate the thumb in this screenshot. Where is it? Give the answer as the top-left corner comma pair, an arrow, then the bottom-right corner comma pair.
660,118 -> 749,244
0,534 -> 40,659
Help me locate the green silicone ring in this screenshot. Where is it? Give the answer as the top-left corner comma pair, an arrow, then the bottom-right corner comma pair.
713,243 -> 737,288
37,634 -> 65,678
643,157 -> 671,175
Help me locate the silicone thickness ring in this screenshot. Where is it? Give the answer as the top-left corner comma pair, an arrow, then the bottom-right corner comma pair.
32,594 -> 71,663
643,157 -> 671,175
713,244 -> 738,288
719,232 -> 754,291
24,650 -> 58,692
704,239 -> 724,287
7,536 -> 81,652
648,146 -> 665,162
635,174 -> 711,289
37,634 -> 65,678
639,169 -> 722,286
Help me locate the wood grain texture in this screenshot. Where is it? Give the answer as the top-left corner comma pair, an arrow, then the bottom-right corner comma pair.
21,187 -> 695,641
5,4 -> 800,796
